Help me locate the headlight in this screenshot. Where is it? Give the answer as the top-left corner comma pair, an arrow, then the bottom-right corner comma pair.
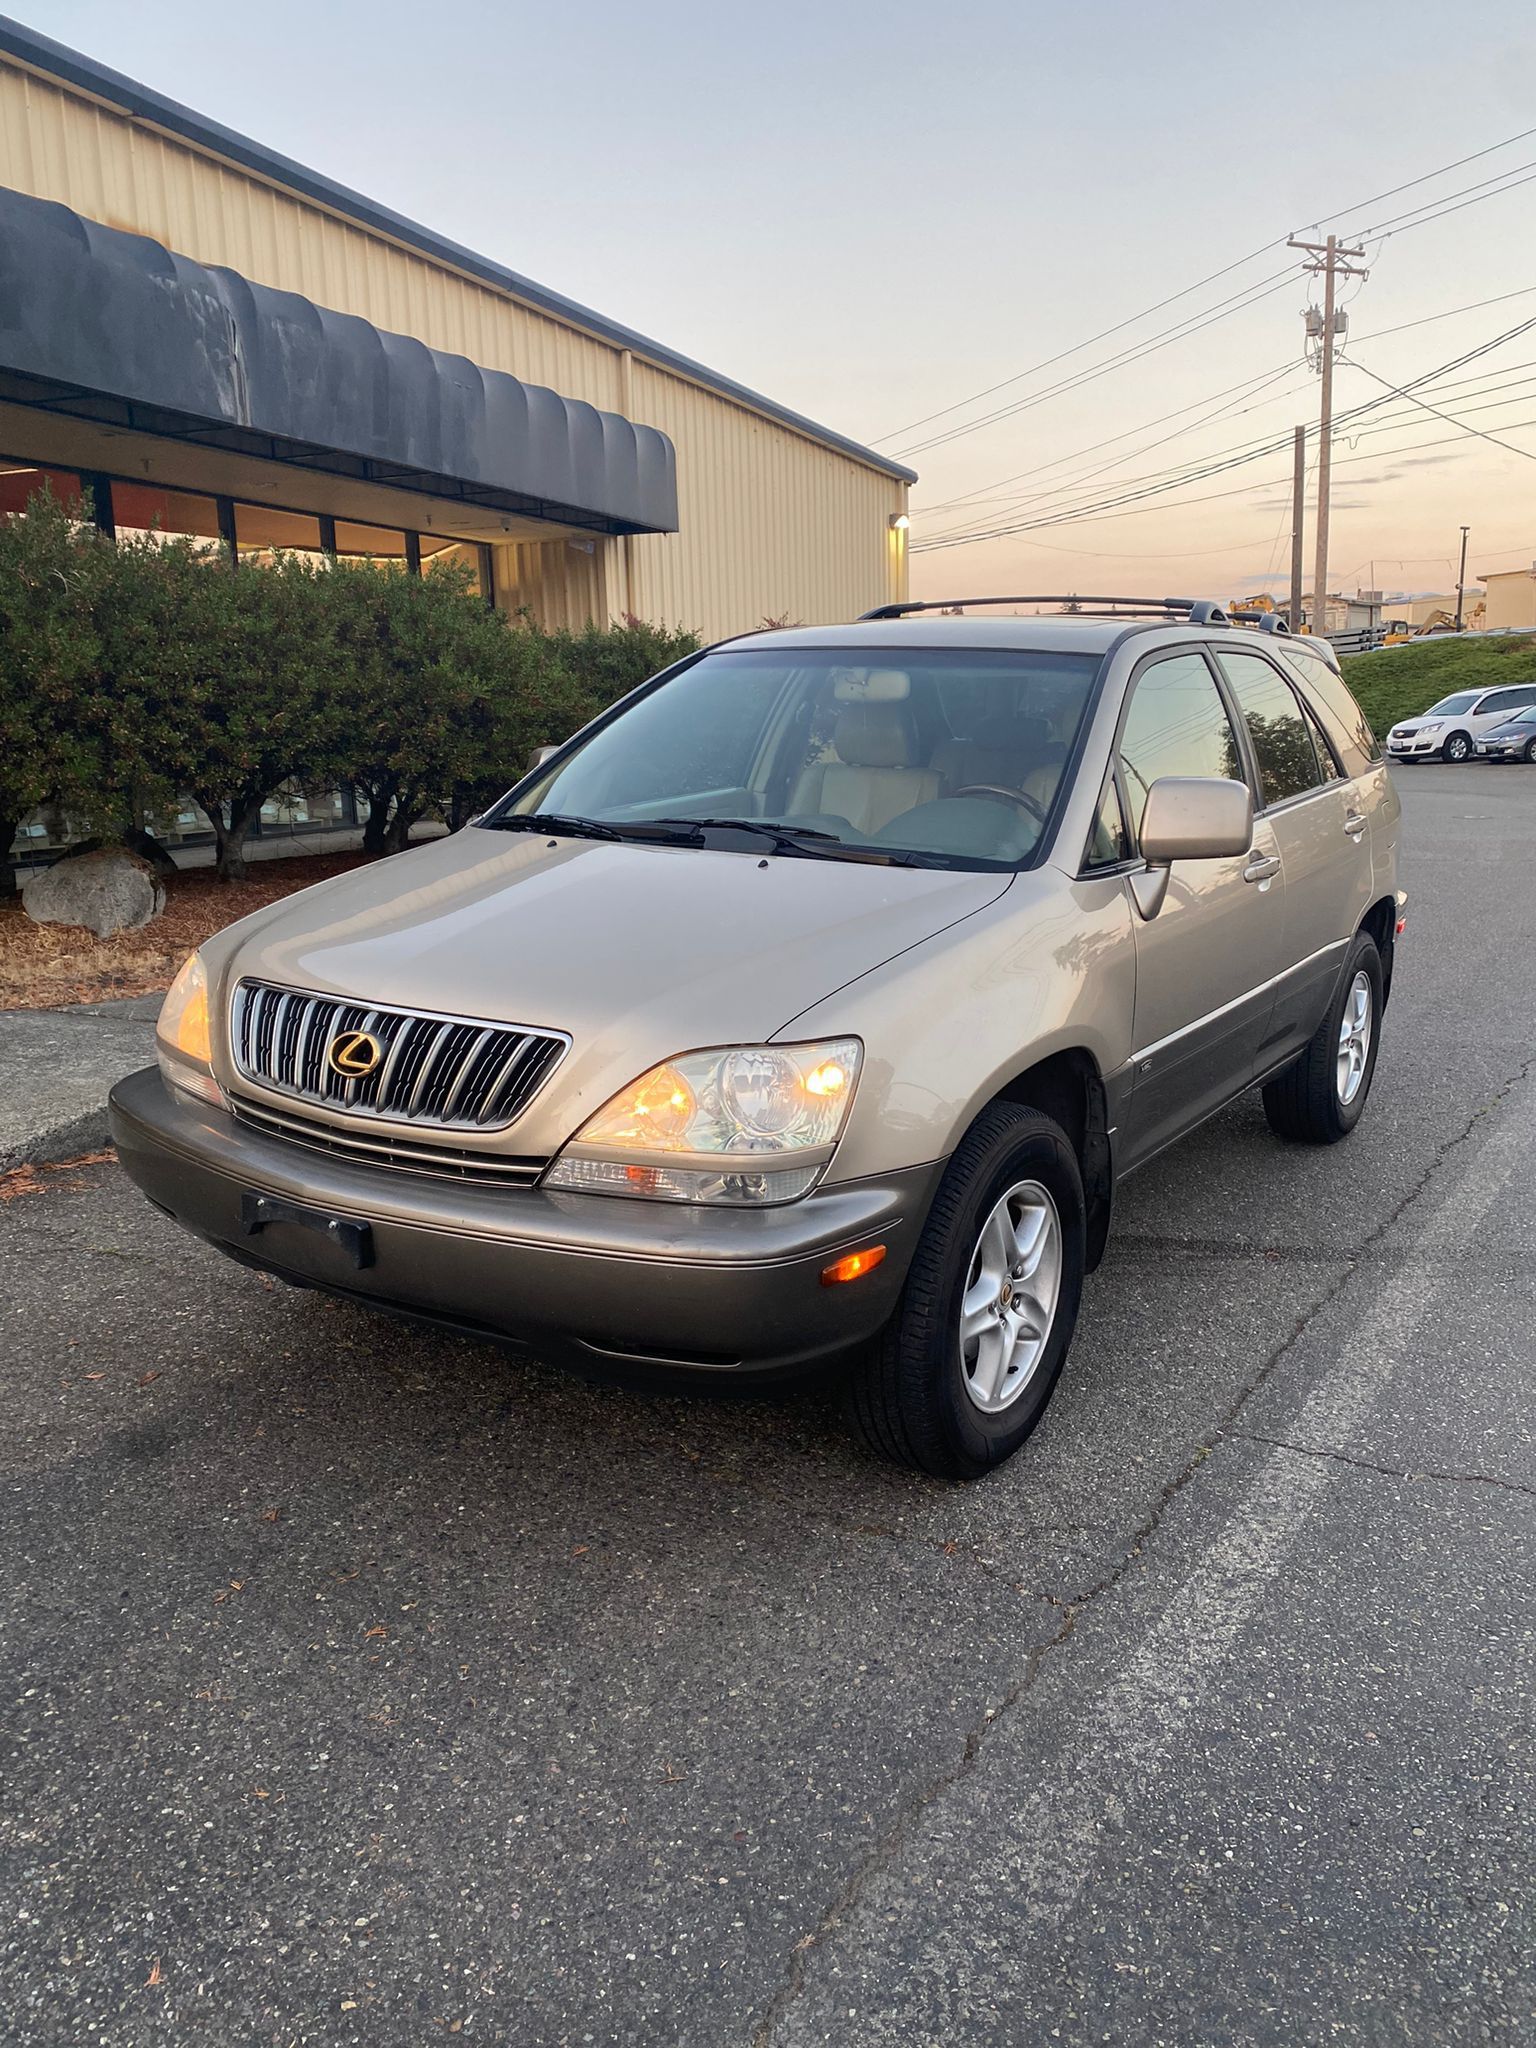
544,1039 -> 862,1204
156,951 -> 223,1109
1418,720 -> 1443,732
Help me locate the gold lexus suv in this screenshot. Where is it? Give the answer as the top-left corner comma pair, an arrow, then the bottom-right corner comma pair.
111,596 -> 1403,1479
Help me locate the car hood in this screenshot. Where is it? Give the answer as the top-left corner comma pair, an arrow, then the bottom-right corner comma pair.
209,827 -> 1012,1147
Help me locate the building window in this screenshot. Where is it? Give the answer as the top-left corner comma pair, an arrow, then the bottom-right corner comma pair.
0,460 -> 85,517
422,537 -> 487,598
233,503 -> 328,563
334,520 -> 411,564
110,481 -> 223,546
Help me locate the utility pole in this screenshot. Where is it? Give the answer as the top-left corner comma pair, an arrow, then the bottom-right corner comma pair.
1455,524 -> 1470,632
1289,234 -> 1367,632
1288,425 -> 1306,631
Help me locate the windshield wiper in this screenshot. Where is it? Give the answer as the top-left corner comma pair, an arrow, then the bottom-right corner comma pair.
479,812 -> 629,842
482,812 -> 722,847
668,818 -> 935,866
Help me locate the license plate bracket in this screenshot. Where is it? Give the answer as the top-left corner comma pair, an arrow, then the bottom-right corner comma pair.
238,1189 -> 375,1269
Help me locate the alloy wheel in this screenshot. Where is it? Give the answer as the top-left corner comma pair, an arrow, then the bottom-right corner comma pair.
1336,970 -> 1372,1106
958,1179 -> 1063,1414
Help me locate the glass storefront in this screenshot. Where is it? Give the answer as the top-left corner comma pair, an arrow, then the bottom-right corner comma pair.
3,453 -> 501,865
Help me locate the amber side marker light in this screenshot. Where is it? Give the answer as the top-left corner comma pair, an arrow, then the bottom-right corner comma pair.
821,1245 -> 887,1286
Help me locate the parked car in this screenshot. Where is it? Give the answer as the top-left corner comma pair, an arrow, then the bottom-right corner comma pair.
111,598 -> 1403,1480
1474,705 -> 1536,762
1386,680 -> 1536,762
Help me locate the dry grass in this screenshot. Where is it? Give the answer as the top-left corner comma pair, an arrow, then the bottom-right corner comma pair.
0,851 -> 371,1011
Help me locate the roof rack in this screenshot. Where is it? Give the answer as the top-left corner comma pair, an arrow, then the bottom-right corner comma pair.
1228,608 -> 1293,635
860,594 -> 1232,625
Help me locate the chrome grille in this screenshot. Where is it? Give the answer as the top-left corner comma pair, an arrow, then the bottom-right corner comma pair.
229,1097 -> 546,1186
230,980 -> 568,1132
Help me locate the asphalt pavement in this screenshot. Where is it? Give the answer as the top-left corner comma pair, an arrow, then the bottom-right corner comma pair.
1,762 -> 1532,2046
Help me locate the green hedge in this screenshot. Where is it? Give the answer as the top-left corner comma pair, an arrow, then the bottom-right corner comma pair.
1341,631 -> 1536,735
0,490 -> 698,883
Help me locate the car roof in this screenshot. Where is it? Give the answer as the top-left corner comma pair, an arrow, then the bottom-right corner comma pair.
721,618 -> 1207,658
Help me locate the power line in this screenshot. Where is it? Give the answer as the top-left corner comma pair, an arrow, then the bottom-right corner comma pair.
913,414 -> 1536,553
912,359 -> 1303,517
1338,351 -> 1536,462
872,120 -> 1536,449
1346,158 -> 1536,242
892,270 -> 1301,459
911,312 -> 1536,551
915,364 -> 1310,536
1352,284 -> 1536,345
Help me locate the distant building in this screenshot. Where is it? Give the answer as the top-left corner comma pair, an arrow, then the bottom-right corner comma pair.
1480,565 -> 1536,631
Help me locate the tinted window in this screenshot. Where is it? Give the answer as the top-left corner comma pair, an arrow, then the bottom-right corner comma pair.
1214,648 -> 1321,804
1428,691 -> 1481,715
1480,685 -> 1536,713
1280,643 -> 1382,763
1299,696 -> 1342,780
1117,653 -> 1243,840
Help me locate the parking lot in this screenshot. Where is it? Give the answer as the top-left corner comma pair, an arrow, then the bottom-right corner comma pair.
3,763 -> 1533,2046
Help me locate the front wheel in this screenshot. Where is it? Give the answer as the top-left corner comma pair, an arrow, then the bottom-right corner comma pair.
1441,731 -> 1472,763
1524,738 -> 1536,765
1262,932 -> 1383,1144
845,1103 -> 1085,1479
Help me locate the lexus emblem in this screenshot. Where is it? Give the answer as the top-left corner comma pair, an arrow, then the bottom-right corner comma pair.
328,1028 -> 383,1078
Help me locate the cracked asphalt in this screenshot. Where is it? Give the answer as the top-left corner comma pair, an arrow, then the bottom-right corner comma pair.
2,763 -> 1533,2046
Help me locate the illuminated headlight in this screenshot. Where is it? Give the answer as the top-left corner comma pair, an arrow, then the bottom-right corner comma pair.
544,1040 -> 862,1204
155,950 -> 225,1110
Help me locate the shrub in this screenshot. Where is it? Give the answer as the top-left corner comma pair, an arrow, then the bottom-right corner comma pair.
0,489 -> 112,891
0,492 -> 701,884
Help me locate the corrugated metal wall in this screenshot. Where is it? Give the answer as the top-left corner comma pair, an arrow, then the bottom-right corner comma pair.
0,55 -> 908,639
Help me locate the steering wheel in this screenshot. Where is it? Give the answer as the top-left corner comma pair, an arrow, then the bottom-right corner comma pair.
949,782 -> 1048,826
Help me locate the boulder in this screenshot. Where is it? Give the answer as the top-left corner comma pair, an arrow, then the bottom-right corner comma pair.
21,848 -> 167,938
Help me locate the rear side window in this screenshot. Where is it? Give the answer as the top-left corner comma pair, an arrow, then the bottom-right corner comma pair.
1117,653 -> 1243,839
1278,643 -> 1383,764
1479,684 -> 1536,714
1213,648 -> 1321,806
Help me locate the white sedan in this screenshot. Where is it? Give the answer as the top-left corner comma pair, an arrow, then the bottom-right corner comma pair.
1386,681 -> 1536,763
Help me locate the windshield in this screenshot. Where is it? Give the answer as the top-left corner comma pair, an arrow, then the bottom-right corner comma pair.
490,646 -> 1104,869
1427,692 -> 1481,715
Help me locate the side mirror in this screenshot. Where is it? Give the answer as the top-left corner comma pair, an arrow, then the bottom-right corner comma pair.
527,744 -> 560,773
1130,776 -> 1253,920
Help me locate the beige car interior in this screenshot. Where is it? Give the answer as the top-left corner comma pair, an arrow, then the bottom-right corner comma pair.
787,669 -> 1065,844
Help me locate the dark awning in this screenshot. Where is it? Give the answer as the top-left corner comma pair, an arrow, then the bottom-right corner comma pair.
0,185 -> 679,536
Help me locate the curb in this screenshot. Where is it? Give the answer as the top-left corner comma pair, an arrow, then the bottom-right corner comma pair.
0,1103 -> 115,1176
0,997 -> 157,1178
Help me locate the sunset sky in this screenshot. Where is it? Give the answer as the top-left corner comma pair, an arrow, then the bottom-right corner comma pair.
21,0 -> 1536,602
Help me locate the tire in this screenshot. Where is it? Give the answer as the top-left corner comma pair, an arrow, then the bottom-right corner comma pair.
1524,738 -> 1536,765
1262,931 -> 1383,1145
1441,730 -> 1472,763
845,1103 -> 1085,1479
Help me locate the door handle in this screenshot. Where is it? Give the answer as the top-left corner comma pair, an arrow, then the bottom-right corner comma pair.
1243,852 -> 1281,884
1343,810 -> 1368,838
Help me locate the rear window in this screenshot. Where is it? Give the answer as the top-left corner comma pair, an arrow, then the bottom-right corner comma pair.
1279,644 -> 1382,765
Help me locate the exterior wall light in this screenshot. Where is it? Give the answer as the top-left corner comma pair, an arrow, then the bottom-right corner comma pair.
889,513 -> 910,531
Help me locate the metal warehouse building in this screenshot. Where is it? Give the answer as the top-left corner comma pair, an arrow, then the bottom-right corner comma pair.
0,17 -> 913,639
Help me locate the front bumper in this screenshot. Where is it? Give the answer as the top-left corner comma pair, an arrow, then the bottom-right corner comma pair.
1387,734 -> 1442,757
109,1067 -> 937,1380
